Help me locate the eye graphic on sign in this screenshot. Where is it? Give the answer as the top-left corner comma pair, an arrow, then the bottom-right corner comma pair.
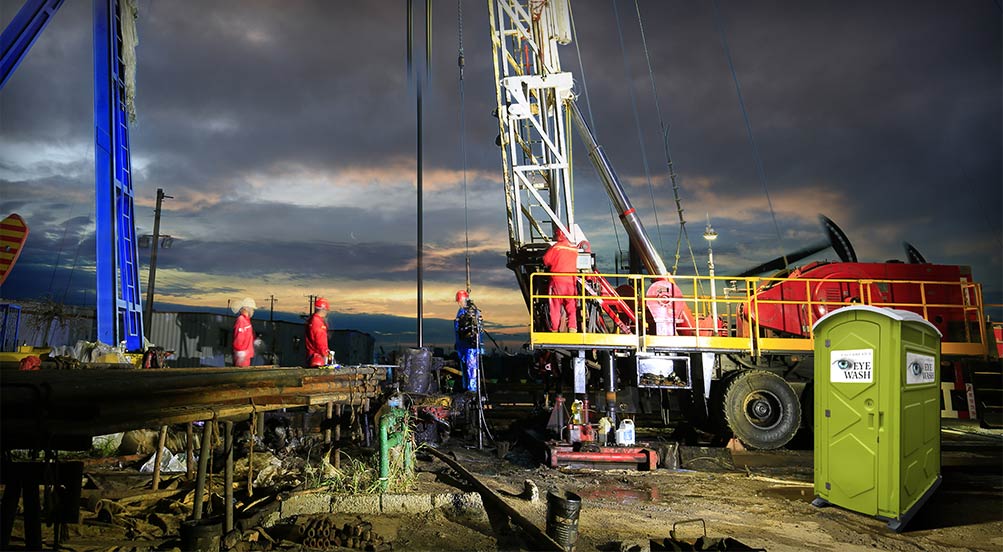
909,362 -> 922,376
833,358 -> 852,370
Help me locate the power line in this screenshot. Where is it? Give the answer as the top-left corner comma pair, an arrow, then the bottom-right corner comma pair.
46,219 -> 72,294
60,232 -> 85,304
712,0 -> 788,267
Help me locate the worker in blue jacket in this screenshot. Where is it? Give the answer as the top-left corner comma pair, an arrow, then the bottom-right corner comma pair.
454,289 -> 483,392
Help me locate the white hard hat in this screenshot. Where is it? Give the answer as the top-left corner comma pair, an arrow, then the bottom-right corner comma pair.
232,297 -> 257,314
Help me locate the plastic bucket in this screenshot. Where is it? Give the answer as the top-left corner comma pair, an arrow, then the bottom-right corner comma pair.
180,517 -> 222,552
546,490 -> 582,550
616,419 -> 635,446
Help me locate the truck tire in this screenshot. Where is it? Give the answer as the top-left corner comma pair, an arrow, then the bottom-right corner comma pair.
706,370 -> 745,439
723,370 -> 801,450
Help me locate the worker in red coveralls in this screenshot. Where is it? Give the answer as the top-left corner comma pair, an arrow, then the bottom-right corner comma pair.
231,297 -> 256,367
542,229 -> 579,332
305,297 -> 332,367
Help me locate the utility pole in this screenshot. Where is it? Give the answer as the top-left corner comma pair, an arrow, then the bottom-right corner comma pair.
268,294 -> 278,365
143,188 -> 173,332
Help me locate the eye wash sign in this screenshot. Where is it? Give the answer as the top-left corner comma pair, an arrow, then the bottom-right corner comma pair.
831,349 -> 873,383
905,352 -> 936,385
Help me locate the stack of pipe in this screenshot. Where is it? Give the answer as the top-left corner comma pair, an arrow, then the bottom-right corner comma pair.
0,365 -> 388,450
300,518 -> 388,551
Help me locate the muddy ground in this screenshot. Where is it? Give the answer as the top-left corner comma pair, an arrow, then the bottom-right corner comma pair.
403,418 -> 1001,552
4,419 -> 1000,551
428,441 -> 1002,551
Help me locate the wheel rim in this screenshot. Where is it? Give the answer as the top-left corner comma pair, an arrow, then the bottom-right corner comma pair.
743,390 -> 783,430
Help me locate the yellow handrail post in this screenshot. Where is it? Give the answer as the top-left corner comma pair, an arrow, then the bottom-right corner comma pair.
920,282 -> 929,321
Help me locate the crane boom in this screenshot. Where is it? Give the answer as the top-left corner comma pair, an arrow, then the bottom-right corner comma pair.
567,100 -> 668,277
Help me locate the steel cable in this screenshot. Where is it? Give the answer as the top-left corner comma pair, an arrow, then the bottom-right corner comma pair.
612,0 -> 665,261
633,0 -> 702,278
712,0 -> 789,268
458,0 -> 471,292
569,1 -> 622,256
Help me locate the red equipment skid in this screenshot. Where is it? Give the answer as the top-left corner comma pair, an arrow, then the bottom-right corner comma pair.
548,443 -> 659,470
743,261 -> 978,340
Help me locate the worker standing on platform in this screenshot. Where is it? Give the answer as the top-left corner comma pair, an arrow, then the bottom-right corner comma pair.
454,290 -> 483,392
542,229 -> 579,332
232,297 -> 256,367
306,297 -> 332,367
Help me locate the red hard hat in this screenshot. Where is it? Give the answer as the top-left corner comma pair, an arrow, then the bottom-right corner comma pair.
315,297 -> 329,311
455,290 -> 469,303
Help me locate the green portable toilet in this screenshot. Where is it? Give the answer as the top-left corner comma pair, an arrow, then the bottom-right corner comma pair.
811,305 -> 942,532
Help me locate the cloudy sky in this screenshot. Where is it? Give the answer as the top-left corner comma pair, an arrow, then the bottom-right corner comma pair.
1,0 -> 1000,350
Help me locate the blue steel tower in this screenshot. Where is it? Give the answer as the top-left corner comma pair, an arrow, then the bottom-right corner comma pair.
1,0 -> 145,349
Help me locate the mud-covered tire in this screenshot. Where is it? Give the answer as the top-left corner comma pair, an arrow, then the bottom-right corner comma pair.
723,370 -> 801,450
706,370 -> 745,439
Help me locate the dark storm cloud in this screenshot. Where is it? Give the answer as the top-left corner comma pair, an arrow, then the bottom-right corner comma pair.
0,213 -> 96,305
564,1 -> 1000,248
1,193 -> 512,300
150,233 -> 510,285
155,282 -> 242,297
123,0 -> 503,198
154,239 -> 420,280
2,0 -> 999,318
1,174 -> 94,216
0,1 -> 93,139
547,1 -> 1000,302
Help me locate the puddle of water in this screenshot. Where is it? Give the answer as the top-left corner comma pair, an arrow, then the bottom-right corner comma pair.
759,485 -> 814,502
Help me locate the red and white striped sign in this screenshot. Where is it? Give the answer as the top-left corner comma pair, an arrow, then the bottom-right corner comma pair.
0,214 -> 29,285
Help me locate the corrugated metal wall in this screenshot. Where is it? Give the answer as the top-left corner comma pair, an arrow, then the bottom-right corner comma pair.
331,330 -> 375,365
148,312 -> 230,367
3,302 -> 96,348
1,303 -> 374,367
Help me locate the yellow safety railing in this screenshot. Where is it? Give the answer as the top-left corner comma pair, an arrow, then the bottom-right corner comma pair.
987,304 -> 1003,359
529,272 -> 989,358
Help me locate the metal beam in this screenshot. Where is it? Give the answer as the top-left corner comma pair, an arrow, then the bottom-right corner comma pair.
3,0 -> 144,348
0,0 -> 65,90
94,0 -> 144,349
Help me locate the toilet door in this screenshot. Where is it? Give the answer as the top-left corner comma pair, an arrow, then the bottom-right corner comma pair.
821,320 -> 881,516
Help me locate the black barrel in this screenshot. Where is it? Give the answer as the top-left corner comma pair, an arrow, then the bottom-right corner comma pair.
546,490 -> 582,550
180,517 -> 221,552
401,347 -> 432,393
